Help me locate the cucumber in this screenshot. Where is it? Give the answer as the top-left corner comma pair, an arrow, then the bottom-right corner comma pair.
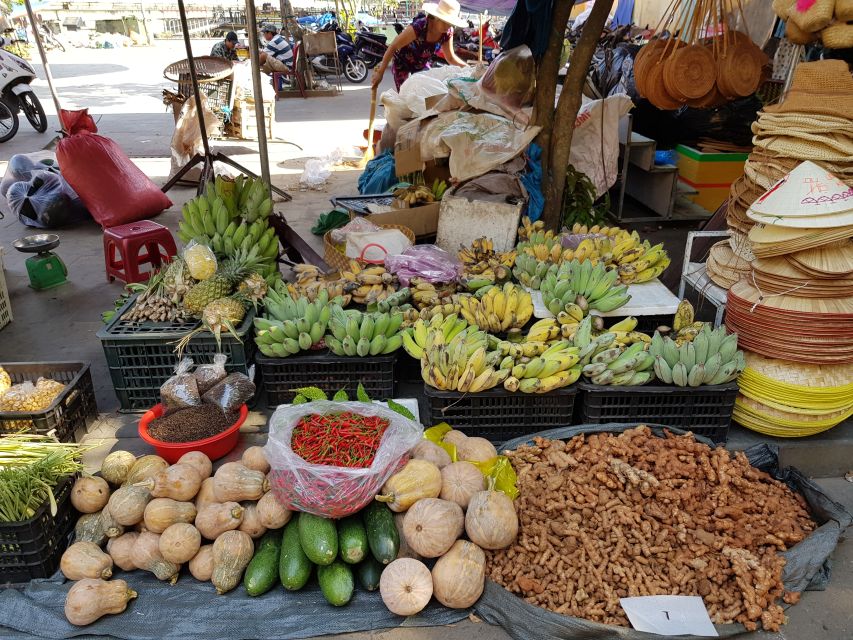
362,501 -> 399,565
317,559 -> 355,607
279,518 -> 312,590
298,512 -> 338,566
338,516 -> 368,564
356,556 -> 383,591
244,530 -> 280,596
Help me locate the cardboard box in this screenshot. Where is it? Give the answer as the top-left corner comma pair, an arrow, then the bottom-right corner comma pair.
364,202 -> 440,239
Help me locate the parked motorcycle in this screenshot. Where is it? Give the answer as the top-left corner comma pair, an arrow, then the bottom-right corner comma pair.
310,22 -> 368,83
353,30 -> 387,68
0,36 -> 48,142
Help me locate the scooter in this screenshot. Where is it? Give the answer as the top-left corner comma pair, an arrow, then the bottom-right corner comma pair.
310,22 -> 368,83
353,30 -> 387,68
0,36 -> 48,143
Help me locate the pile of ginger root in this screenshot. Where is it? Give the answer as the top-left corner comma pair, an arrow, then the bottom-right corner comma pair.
486,426 -> 815,631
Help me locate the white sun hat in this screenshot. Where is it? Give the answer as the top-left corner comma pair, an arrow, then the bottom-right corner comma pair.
422,0 -> 467,28
747,161 -> 853,219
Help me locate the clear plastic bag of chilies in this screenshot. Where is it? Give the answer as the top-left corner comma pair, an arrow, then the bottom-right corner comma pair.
194,353 -> 228,394
264,401 -> 423,518
160,358 -> 201,415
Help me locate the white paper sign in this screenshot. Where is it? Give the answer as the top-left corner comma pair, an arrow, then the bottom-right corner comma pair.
619,596 -> 718,637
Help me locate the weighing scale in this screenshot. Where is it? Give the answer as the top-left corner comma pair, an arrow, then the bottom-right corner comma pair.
12,234 -> 68,290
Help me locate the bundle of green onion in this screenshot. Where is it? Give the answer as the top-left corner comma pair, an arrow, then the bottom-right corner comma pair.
0,434 -> 86,522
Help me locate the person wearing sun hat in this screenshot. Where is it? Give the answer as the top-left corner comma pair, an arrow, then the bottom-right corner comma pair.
371,0 -> 468,90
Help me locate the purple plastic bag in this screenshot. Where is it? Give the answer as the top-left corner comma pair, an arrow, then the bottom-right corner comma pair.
384,244 -> 462,286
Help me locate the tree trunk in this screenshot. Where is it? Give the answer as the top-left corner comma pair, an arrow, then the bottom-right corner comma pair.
279,0 -> 310,87
540,0 -> 615,230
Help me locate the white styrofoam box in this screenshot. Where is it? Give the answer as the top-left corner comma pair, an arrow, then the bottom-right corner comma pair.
436,193 -> 523,254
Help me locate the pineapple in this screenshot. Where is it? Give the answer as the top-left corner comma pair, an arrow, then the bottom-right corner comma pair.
176,296 -> 247,354
162,257 -> 194,303
183,248 -> 267,316
184,244 -> 217,281
237,272 -> 268,305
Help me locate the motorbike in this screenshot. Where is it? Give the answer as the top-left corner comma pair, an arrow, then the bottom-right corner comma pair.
353,30 -> 387,69
0,36 -> 48,143
310,22 -> 368,83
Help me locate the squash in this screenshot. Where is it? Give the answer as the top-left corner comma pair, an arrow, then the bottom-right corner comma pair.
465,489 -> 518,550
456,437 -> 497,463
107,532 -> 139,571
125,455 -> 168,486
213,462 -> 268,502
159,522 -> 202,564
137,463 -> 203,502
194,477 -> 218,510
409,440 -> 451,469
65,578 -> 137,626
256,491 -> 291,530
431,540 -> 486,609
100,505 -> 125,538
189,544 -> 214,582
440,462 -> 486,510
442,430 -> 468,448
402,498 -> 464,558
107,485 -> 151,526
211,529 -> 254,594
379,558 -> 433,616
241,446 -> 270,473
195,501 -> 244,540
70,476 -> 110,514
131,531 -> 180,583
376,459 -> 442,512
238,502 -> 267,539
60,541 -> 113,580
394,513 -> 422,560
143,498 -> 198,534
74,511 -> 108,545
177,451 -> 212,480
100,450 -> 136,486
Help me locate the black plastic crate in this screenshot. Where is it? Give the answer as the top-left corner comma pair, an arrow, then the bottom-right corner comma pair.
576,380 -> 739,444
97,297 -> 255,412
396,353 -> 422,384
257,351 -> 396,407
425,384 -> 578,445
0,474 -> 77,585
0,362 -> 97,442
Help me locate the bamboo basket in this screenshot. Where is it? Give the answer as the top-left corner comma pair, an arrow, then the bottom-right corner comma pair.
323,223 -> 416,272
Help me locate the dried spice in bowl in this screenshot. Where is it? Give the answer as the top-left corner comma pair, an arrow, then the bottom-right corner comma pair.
147,404 -> 239,443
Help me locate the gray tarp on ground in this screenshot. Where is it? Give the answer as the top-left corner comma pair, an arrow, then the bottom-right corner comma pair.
0,423 -> 849,639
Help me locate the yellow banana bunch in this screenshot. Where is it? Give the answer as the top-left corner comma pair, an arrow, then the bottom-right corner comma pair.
339,261 -> 398,305
517,216 -> 547,241
409,277 -> 459,310
617,241 -> 670,283
288,263 -> 352,306
570,223 -> 624,236
517,231 -> 573,264
393,185 -> 435,206
458,237 -> 517,284
400,302 -> 464,327
503,340 -> 582,393
457,283 -> 533,334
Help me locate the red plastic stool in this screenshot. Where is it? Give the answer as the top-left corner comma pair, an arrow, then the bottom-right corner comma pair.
103,220 -> 177,284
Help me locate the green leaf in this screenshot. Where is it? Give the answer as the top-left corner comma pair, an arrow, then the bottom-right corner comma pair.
332,389 -> 348,402
356,383 -> 371,403
292,394 -> 308,405
293,386 -> 328,401
386,399 -> 415,421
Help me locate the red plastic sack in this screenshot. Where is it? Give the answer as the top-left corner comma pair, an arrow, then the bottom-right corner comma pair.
60,109 -> 97,135
56,133 -> 172,228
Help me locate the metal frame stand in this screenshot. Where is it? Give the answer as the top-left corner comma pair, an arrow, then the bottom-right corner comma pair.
162,0 -> 291,201
677,230 -> 731,328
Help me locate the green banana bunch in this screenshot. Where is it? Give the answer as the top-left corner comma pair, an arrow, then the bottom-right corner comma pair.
254,287 -> 334,358
325,305 -> 405,357
240,178 -> 274,223
580,340 -> 655,386
649,324 -> 744,386
512,253 -> 553,291
367,287 -> 411,314
431,178 -> 448,200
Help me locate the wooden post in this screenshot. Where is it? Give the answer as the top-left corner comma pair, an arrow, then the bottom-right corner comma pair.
245,0 -> 272,193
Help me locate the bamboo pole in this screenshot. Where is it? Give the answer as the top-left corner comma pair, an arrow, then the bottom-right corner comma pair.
245,0 -> 272,193
23,0 -> 65,133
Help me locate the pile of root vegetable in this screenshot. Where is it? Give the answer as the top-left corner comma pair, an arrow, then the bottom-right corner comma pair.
486,426 -> 815,632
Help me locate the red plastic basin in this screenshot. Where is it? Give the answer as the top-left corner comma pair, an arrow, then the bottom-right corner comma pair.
138,403 -> 248,464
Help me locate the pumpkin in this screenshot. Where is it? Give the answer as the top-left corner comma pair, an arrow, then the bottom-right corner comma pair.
138,463 -> 203,502
376,459 -> 442,512
402,498 -> 464,558
431,540 -> 486,609
107,485 -> 151,526
256,491 -> 291,529
410,440 -> 451,469
74,511 -> 108,545
189,544 -> 214,582
442,430 -> 468,448
70,476 -> 110,514
143,498 -> 197,533
177,451 -> 212,480
125,455 -> 168,486
213,462 -> 268,502
456,437 -> 497,463
194,477 -> 218,510
131,531 -> 180,583
238,502 -> 267,539
440,462 -> 485,510
394,513 -> 422,560
465,489 -> 518,550
241,446 -> 270,473
379,558 -> 434,616
159,523 -> 202,564
211,530 -> 254,594
60,541 -> 113,580
100,505 -> 125,539
100,450 -> 136,486
195,501 -> 244,540
106,532 -> 139,571
65,578 -> 137,626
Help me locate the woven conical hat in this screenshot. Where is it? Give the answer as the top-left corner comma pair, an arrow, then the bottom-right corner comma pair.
748,161 -> 853,219
787,241 -> 853,276
747,208 -> 853,228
